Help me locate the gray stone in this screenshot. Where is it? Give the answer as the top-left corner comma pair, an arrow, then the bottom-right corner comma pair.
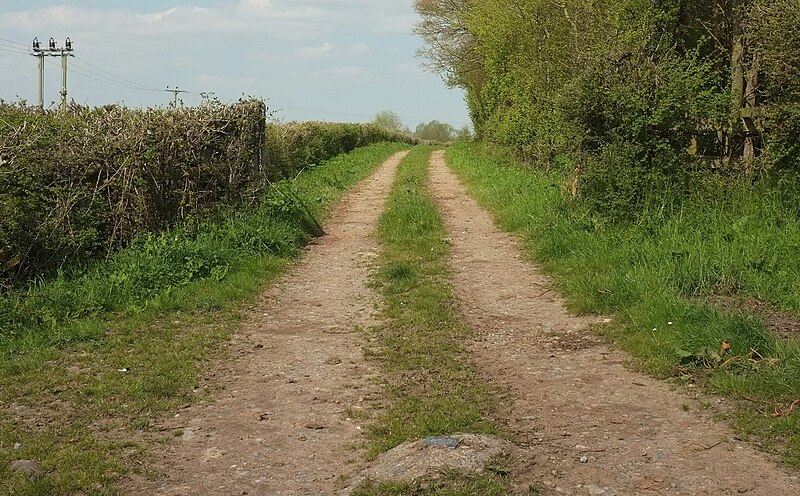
343,433 -> 513,494
9,460 -> 41,476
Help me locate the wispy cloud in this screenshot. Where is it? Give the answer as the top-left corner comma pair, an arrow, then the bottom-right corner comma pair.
0,0 -> 469,128
308,66 -> 387,84
295,43 -> 334,59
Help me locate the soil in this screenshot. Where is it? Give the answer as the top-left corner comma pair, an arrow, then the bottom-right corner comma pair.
703,294 -> 800,340
124,148 -> 800,495
124,151 -> 408,495
427,150 -> 799,495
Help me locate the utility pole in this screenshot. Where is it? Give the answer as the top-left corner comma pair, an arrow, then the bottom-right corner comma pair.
165,86 -> 188,107
30,36 -> 74,111
31,37 -> 45,110
60,38 -> 74,111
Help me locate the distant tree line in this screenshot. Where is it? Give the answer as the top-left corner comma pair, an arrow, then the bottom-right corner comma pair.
372,110 -> 473,143
414,0 -> 800,217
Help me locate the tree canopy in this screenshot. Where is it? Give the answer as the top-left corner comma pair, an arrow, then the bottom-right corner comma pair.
415,0 -> 800,217
372,110 -> 406,133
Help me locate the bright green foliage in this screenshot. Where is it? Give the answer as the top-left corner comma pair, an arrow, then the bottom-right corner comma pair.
748,0 -> 800,171
265,121 -> 417,178
447,142 -> 800,465
416,0 -> 800,218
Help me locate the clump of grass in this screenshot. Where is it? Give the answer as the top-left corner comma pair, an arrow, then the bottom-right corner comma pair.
364,146 -> 503,463
445,142 -> 800,466
351,470 -> 509,496
0,142 -> 410,495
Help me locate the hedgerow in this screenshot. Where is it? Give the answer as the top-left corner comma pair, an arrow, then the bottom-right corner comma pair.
265,121 -> 417,177
0,103 -> 416,286
0,100 -> 267,284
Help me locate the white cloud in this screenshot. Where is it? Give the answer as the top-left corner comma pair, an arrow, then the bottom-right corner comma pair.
348,43 -> 370,54
308,65 -> 386,84
393,62 -> 422,76
295,42 -> 333,59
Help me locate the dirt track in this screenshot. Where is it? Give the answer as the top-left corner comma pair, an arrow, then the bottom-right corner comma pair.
428,150 -> 798,495
127,148 -> 799,495
125,151 -> 408,495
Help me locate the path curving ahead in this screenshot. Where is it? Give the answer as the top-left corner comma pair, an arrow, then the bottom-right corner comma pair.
428,150 -> 798,495
125,151 -> 408,495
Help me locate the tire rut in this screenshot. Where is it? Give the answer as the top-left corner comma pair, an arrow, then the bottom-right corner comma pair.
124,150 -> 409,496
428,150 -> 798,495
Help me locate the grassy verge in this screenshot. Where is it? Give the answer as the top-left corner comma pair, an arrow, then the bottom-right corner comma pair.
353,146 -> 507,494
0,142 -> 409,496
446,142 -> 800,466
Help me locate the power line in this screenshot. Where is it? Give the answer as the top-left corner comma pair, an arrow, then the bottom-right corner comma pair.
0,42 -> 28,54
70,66 -> 162,92
73,55 -> 163,92
0,36 -> 28,47
0,46 -> 28,56
43,57 -> 162,93
69,62 -> 163,92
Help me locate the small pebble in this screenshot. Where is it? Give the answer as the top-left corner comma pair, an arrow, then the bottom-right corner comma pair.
579,455 -> 589,463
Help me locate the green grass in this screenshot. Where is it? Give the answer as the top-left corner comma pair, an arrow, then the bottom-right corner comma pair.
351,470 -> 509,496
0,142 -> 410,496
445,142 -> 800,466
356,146 -> 507,494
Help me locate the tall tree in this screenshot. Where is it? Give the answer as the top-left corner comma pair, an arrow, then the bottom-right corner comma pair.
372,110 -> 405,133
415,120 -> 456,142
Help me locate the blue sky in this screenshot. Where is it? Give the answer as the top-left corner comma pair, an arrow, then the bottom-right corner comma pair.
0,1 -> 470,130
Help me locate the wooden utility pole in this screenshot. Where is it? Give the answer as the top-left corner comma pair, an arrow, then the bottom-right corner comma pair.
30,36 -> 74,111
60,38 -> 74,111
166,86 -> 188,107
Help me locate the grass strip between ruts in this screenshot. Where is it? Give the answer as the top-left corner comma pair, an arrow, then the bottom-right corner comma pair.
0,142 -> 410,496
353,146 -> 507,495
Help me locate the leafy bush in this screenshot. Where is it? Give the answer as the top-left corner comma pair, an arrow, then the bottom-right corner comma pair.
265,121 -> 417,177
748,0 -> 800,172
0,105 -> 415,286
0,100 -> 266,284
416,0 -> 800,219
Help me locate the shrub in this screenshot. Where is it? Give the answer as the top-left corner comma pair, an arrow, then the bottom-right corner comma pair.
0,103 -> 415,286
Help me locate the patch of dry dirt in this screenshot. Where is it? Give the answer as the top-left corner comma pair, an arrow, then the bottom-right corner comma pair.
428,150 -> 799,496
704,295 -> 800,340
124,151 -> 408,496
